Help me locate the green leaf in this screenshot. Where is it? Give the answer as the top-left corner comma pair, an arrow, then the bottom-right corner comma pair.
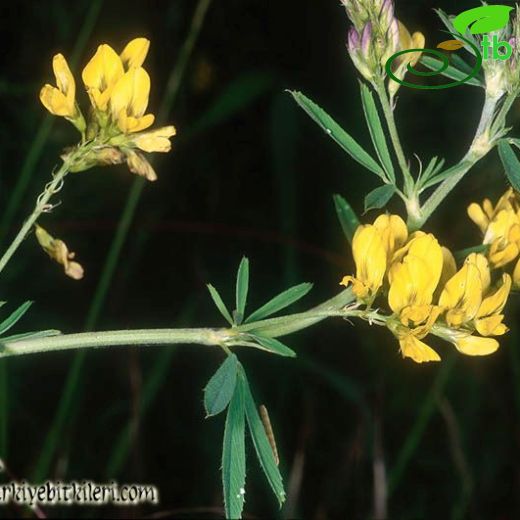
245,283 -> 313,323
222,374 -> 246,519
0,301 -> 33,336
250,334 -> 296,358
204,354 -> 239,417
289,91 -> 386,179
420,56 -> 483,87
498,140 -> 520,192
507,138 -> 520,152
235,257 -> 250,325
207,284 -> 234,325
333,194 -> 360,245
364,185 -> 395,213
360,83 -> 395,182
242,373 -> 285,507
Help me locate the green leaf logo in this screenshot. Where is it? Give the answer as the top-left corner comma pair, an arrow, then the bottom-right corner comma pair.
453,5 -> 513,35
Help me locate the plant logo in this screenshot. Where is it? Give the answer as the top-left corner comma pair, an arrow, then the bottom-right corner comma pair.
386,5 -> 514,90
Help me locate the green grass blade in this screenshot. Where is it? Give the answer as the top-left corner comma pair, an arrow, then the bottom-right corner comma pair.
222,373 -> 246,519
388,354 -> 456,496
0,301 -> 33,336
242,372 -> 285,507
235,257 -> 250,325
0,0 -> 103,246
498,140 -> 520,192
289,90 -> 386,179
360,83 -> 395,182
184,70 -> 274,139
207,284 -> 234,325
36,0 -> 213,484
245,283 -> 313,324
204,354 -> 239,417
333,194 -> 360,245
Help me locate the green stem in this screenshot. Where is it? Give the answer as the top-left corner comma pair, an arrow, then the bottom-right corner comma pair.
1,328 -> 230,358
0,160 -> 71,275
2,289 -> 356,360
375,82 -> 414,197
415,93 -> 502,230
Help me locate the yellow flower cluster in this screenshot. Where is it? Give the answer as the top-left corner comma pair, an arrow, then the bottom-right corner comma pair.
468,188 -> 520,284
341,214 -> 512,364
40,38 -> 176,181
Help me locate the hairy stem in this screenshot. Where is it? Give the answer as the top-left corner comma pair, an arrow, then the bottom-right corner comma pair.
414,92 -> 503,230
1,289 -> 357,359
375,82 -> 414,197
0,160 -> 72,275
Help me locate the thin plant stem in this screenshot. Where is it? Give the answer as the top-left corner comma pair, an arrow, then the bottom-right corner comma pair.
374,81 -> 414,197
34,0 -> 215,483
0,161 -> 70,276
0,0 -> 103,247
415,93 -> 502,229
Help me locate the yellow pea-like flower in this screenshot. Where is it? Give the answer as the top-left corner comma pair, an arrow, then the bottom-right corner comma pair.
109,67 -> 155,133
468,189 -> 520,268
40,54 -> 77,118
82,44 -> 125,111
439,262 -> 482,328
396,332 -> 441,364
388,22 -> 425,98
132,126 -> 177,153
120,37 -> 150,69
341,224 -> 386,301
388,233 -> 443,319
441,330 -> 499,357
373,213 -> 408,262
474,273 -> 511,336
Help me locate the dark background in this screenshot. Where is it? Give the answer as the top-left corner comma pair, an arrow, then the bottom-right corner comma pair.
0,0 -> 518,518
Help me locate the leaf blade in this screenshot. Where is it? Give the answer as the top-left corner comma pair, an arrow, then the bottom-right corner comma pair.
289,90 -> 386,179
222,374 -> 246,519
250,334 -> 296,358
235,257 -> 250,325
498,140 -> 520,192
242,373 -> 285,507
245,283 -> 313,323
204,354 -> 239,417
364,184 -> 395,213
333,194 -> 360,245
360,83 -> 395,182
207,284 -> 234,325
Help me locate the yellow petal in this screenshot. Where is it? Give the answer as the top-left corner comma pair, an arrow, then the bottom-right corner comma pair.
52,53 -> 75,102
452,335 -> 499,356
465,253 -> 490,293
110,67 -> 151,128
351,225 -> 387,297
489,238 -> 519,268
133,125 -> 177,152
340,275 -> 369,300
399,335 -> 441,363
40,85 -> 72,117
439,262 -> 482,326
373,214 -> 408,261
82,44 -> 124,110
120,37 -> 150,69
475,315 -> 508,336
477,273 -> 511,318
467,202 -> 489,234
438,247 -> 457,292
513,257 -> 520,288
